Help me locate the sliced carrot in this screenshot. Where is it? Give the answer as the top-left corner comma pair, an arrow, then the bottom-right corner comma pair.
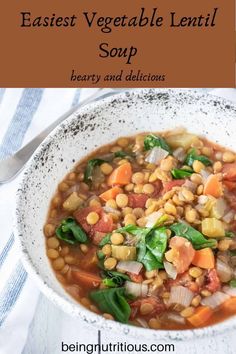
73,270 -> 101,288
203,174 -> 222,198
192,248 -> 215,269
221,297 -> 236,312
187,306 -> 213,327
99,186 -> 123,201
107,162 -> 132,186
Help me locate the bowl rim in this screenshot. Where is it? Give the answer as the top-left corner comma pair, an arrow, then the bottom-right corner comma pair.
15,88 -> 236,341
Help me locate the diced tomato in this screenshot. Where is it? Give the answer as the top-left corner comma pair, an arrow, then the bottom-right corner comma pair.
93,213 -> 114,233
127,272 -> 143,283
74,206 -> 102,233
205,269 -> 220,293
130,297 -> 165,319
128,193 -> 149,208
167,236 -> 195,274
74,206 -> 115,242
163,179 -> 184,193
222,163 -> 236,181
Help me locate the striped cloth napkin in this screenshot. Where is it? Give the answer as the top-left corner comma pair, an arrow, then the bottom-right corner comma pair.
0,88 -> 235,354
0,88 -> 100,354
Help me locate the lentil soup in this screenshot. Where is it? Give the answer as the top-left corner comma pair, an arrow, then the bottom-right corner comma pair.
44,130 -> 236,330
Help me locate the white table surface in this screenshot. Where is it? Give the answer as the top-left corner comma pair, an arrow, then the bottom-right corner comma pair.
22,88 -> 236,354
23,294 -> 236,354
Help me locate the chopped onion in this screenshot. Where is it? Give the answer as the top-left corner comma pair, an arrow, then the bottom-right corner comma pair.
64,185 -> 79,197
145,147 -> 168,164
103,206 -> 120,215
173,147 -> 186,162
201,291 -> 229,309
222,210 -> 235,223
164,261 -> 177,280
136,318 -> 149,328
145,211 -> 163,228
125,281 -> 148,298
117,261 -> 143,275
166,312 -> 186,324
200,170 -> 211,182
216,258 -> 233,283
223,286 -> 236,297
198,195 -> 209,205
212,198 -> 228,219
169,286 -> 194,307
183,180 -> 197,193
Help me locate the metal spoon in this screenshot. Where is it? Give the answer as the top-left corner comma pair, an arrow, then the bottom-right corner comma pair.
0,88 -> 129,184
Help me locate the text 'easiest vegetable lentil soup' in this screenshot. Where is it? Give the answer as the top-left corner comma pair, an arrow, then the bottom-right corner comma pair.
44,130 -> 236,330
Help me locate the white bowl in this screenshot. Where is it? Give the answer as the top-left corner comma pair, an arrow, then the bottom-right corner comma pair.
15,89 -> 236,341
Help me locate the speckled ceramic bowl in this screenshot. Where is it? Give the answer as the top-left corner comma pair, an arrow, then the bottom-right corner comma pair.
15,89 -> 236,341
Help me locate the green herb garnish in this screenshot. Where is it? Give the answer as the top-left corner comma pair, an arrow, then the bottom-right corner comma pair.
185,148 -> 212,167
99,233 -> 111,247
144,134 -> 172,154
56,217 -> 88,245
101,271 -> 130,288
84,158 -> 105,184
171,168 -> 193,179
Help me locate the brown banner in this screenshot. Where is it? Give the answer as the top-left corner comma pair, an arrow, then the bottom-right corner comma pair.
0,0 -> 234,87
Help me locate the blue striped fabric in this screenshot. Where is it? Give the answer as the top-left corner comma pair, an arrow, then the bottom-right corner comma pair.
0,88 -> 6,105
0,234 -> 15,268
0,88 -> 81,332
72,88 -> 81,107
0,262 -> 27,326
0,89 -> 44,159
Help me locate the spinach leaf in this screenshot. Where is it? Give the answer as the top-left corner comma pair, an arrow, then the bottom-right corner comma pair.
229,279 -> 236,288
116,216 -> 168,271
137,234 -> 147,263
101,270 -> 130,288
141,250 -> 164,271
144,134 -> 172,154
146,227 -> 168,264
116,224 -> 151,237
89,288 -> 131,323
137,228 -> 167,270
116,215 -> 168,237
99,233 -> 111,247
84,158 -> 105,184
185,148 -> 212,167
230,250 -> 236,256
56,217 -> 88,245
170,222 -> 217,250
171,168 -> 193,179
